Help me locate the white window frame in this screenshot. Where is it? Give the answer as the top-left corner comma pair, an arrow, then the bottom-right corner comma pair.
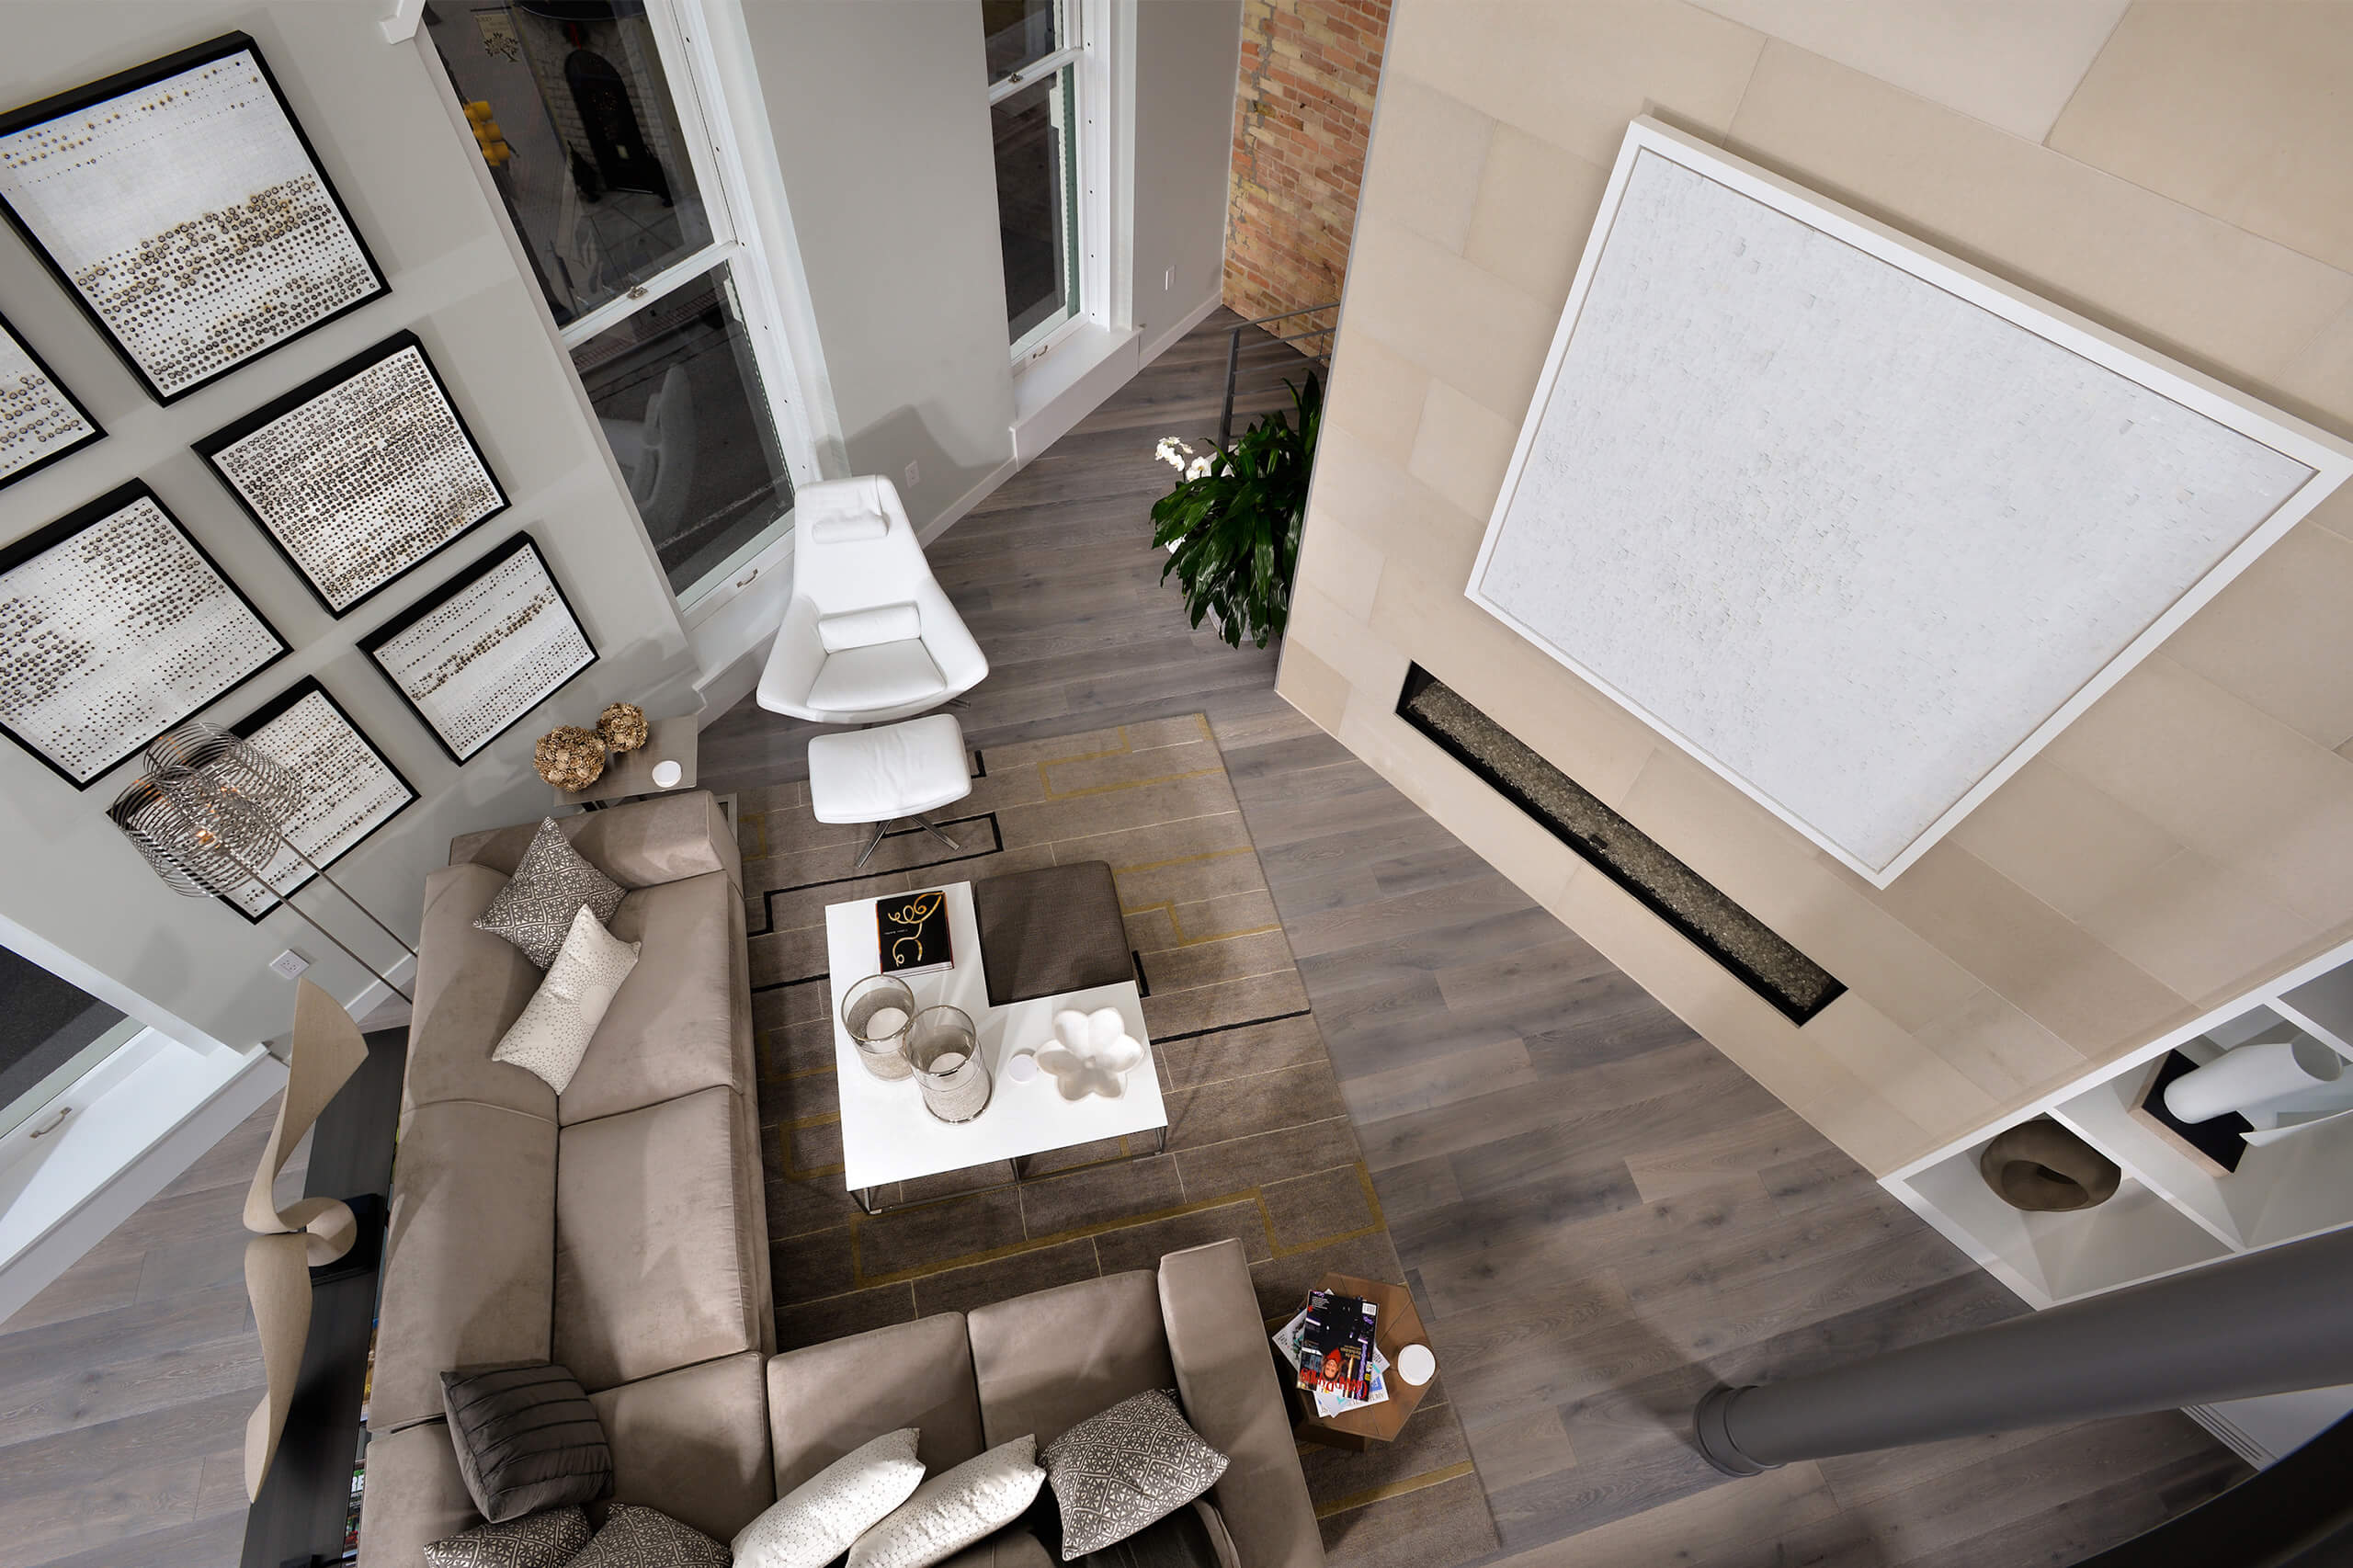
993,0 -> 1116,373
515,1 -> 824,612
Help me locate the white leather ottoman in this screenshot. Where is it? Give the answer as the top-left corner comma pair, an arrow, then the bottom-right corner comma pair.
806,714 -> 972,869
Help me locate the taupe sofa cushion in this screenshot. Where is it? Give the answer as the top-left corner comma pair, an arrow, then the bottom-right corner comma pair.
558,871 -> 750,1125
767,1313 -> 987,1493
451,790 -> 742,893
555,1086 -> 762,1391
1157,1241 -> 1324,1568
592,1351 -> 776,1546
355,1421 -> 481,1568
371,1101 -> 558,1434
968,1272 -> 1175,1449
404,863 -> 557,1121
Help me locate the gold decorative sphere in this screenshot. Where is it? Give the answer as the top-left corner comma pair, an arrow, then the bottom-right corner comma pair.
536,726 -> 607,791
597,702 -> 650,754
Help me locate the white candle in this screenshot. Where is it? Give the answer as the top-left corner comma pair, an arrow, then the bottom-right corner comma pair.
863,1006 -> 909,1039
928,1051 -> 966,1072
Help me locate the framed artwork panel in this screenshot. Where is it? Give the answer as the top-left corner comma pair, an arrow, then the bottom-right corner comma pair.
0,479 -> 290,789
196,330 -> 507,616
1466,117 -> 2353,889
0,309 -> 104,490
222,676 -> 417,922
0,32 -> 389,403
362,533 -> 596,765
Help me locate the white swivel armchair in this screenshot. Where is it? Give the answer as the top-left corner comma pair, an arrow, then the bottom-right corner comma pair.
756,474 -> 989,723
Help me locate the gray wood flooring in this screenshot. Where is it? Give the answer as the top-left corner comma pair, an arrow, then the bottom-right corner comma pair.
0,312 -> 2244,1567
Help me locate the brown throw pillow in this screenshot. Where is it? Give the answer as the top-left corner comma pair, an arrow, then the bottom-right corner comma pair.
1041,1390 -> 1229,1559
474,818 -> 627,969
569,1503 -> 731,1568
440,1363 -> 612,1522
422,1506 -> 589,1568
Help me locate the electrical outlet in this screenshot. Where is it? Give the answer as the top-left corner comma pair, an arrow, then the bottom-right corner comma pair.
1164,266 -> 1175,291
268,949 -> 310,981
904,460 -> 921,489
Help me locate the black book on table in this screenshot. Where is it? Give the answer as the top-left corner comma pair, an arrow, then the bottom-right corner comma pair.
878,890 -> 954,977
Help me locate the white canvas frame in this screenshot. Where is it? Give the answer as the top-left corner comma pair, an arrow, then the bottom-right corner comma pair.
1465,118 -> 2353,888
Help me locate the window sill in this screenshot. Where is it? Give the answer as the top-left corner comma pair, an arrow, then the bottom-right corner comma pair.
1010,322 -> 1142,464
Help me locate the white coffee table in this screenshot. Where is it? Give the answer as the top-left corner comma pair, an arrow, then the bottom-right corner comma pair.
824,881 -> 1168,1213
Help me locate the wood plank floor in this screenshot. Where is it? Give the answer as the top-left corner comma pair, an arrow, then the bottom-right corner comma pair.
700,311 -> 2248,1567
0,312 -> 2244,1567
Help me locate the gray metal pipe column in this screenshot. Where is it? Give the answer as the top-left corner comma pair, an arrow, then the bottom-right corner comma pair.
1695,1225 -> 2353,1475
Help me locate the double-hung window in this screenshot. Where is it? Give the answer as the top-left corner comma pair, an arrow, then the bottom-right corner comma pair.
426,1 -> 814,608
985,0 -> 1096,359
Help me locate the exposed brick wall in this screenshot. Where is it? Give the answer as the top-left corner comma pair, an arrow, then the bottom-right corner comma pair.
1223,0 -> 1391,349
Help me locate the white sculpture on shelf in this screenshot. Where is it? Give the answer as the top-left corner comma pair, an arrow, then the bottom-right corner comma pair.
1035,1007 -> 1145,1101
2165,1031 -> 2346,1125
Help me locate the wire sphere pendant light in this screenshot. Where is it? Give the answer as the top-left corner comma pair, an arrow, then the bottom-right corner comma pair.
109,720 -> 416,1000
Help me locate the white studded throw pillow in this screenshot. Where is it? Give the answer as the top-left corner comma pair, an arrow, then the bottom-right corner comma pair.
733,1426 -> 926,1568
847,1436 -> 1043,1568
491,903 -> 640,1093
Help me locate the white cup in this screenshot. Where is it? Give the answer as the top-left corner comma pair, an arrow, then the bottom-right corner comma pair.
1397,1343 -> 1436,1386
650,758 -> 683,790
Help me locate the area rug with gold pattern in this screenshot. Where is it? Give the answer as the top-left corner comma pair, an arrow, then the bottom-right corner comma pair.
734,714 -> 1496,1568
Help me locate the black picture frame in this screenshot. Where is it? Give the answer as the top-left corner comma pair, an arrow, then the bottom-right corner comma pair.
0,308 -> 105,491
194,330 -> 508,618
220,675 -> 419,924
0,479 -> 291,790
360,532 -> 597,767
0,32 -> 391,405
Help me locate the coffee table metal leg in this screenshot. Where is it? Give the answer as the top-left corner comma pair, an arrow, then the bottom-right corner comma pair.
856,1186 -> 881,1215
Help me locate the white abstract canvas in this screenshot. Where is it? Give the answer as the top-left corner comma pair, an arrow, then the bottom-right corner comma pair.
0,314 -> 100,486
0,38 -> 383,401
365,537 -> 594,764
227,680 -> 415,918
0,485 -> 286,787
1467,119 -> 2353,886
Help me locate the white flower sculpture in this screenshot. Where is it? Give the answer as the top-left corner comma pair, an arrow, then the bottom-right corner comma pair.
1036,1007 -> 1146,1101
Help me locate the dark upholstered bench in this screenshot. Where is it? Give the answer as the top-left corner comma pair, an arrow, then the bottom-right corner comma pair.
972,860 -> 1132,1006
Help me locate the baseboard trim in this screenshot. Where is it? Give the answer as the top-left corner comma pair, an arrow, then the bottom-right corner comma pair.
2188,1403 -> 2274,1469
918,455 -> 1023,548
1142,292 -> 1225,368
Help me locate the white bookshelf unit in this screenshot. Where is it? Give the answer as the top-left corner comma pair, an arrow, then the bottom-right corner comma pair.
1883,937 -> 2353,1465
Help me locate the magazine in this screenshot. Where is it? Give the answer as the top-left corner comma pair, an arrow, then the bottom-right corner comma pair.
1275,1290 -> 1390,1417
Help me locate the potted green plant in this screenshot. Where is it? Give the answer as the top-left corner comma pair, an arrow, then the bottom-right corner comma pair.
1149,371 -> 1322,649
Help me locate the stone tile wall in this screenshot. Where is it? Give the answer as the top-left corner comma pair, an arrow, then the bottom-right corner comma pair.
1278,0 -> 2353,1176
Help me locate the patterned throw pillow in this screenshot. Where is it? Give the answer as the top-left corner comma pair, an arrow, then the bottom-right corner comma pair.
733,1427 -> 927,1568
847,1435 -> 1045,1568
491,904 -> 641,1092
1041,1391 -> 1229,1560
474,818 -> 626,969
422,1506 -> 589,1568
566,1504 -> 730,1568
440,1363 -> 611,1522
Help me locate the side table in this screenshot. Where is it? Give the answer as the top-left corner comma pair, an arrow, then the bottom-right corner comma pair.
555,714 -> 699,811
1289,1272 -> 1437,1450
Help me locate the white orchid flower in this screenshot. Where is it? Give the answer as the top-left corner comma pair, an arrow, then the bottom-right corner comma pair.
1154,436 -> 1195,471
1185,455 -> 1213,481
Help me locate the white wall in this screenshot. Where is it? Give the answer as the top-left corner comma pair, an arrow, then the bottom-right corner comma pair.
737,0 -> 1241,530
1132,0 -> 1244,356
0,6 -> 697,1051
741,1 -> 1020,530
